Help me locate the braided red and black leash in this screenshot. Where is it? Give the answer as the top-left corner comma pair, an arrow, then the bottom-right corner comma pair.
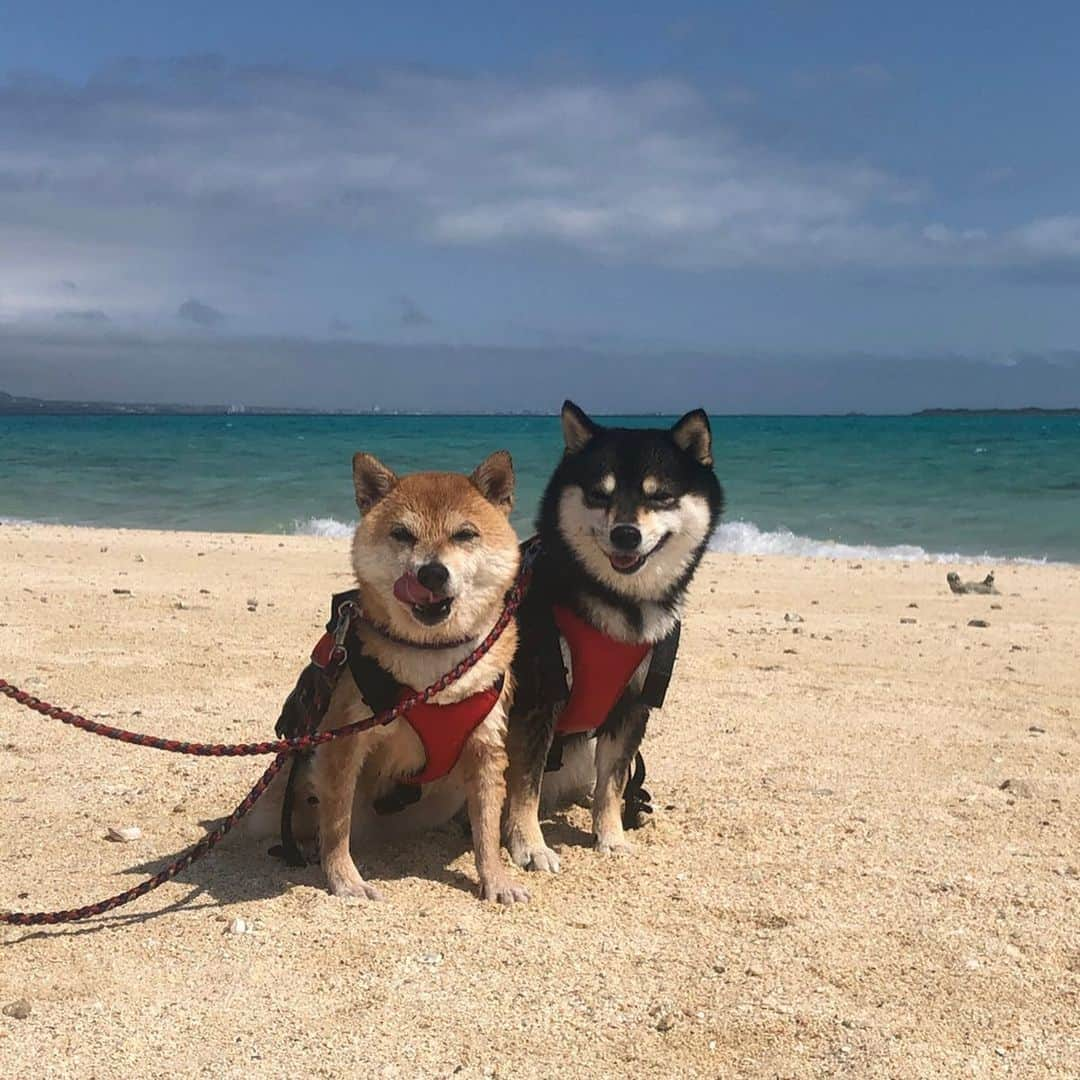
0,546 -> 537,926
0,564 -> 527,757
1,756 -> 288,926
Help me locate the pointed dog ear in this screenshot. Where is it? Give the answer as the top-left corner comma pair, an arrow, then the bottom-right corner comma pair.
471,450 -> 515,515
670,409 -> 713,466
561,400 -> 600,454
352,453 -> 398,513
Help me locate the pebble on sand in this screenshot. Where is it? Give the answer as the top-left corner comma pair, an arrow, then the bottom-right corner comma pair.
226,917 -> 250,935
3,999 -> 31,1020
106,825 -> 142,843
999,778 -> 1033,798
968,619 -> 990,628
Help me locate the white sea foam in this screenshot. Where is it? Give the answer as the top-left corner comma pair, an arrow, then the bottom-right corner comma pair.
291,514 -> 1050,564
293,516 -> 355,539
708,519 -> 1048,565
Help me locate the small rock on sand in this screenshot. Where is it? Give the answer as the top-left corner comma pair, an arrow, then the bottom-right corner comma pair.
2,999 -> 31,1020
784,613 -> 804,623
112,588 -> 132,596
106,825 -> 141,843
968,619 -> 990,628
900,617 -> 917,624
226,917 -> 250,935
999,779 -> 1033,798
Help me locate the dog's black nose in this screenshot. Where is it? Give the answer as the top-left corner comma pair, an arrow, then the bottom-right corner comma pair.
610,524 -> 642,552
416,561 -> 450,593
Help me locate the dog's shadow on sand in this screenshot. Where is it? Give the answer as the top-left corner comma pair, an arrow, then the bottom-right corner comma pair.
4,810 -> 597,943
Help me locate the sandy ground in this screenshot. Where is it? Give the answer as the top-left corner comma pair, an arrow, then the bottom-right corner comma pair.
0,523 -> 1077,1079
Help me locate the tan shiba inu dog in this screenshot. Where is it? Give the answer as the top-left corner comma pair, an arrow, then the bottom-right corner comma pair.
255,450 -> 528,905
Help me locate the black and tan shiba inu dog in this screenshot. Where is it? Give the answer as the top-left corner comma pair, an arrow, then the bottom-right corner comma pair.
252,451 -> 529,904
504,402 -> 723,872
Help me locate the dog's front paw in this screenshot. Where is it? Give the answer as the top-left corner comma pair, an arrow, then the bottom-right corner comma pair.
507,837 -> 561,874
324,861 -> 385,902
479,877 -> 531,905
594,835 -> 634,857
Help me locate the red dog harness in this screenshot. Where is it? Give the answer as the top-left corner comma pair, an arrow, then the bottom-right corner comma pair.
396,682 -> 503,785
552,605 -> 650,734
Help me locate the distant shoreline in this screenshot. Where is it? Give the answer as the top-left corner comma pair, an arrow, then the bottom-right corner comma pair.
2,391 -> 1078,418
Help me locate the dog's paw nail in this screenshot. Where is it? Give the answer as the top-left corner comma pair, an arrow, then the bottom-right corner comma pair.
482,881 -> 531,905
328,874 -> 384,902
595,838 -> 633,857
527,846 -> 561,872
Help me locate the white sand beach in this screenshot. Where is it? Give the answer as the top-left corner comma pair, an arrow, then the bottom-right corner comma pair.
1,524 -> 1078,1078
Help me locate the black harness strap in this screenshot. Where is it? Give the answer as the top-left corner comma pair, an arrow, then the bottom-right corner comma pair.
641,620 -> 681,709
271,590 -> 365,864
622,751 -> 653,831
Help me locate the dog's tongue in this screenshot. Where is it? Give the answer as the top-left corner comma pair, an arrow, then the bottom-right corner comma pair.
609,552 -> 641,570
393,572 -> 442,607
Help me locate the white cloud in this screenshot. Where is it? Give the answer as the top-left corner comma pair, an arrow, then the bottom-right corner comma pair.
1008,215 -> 1080,258
0,59 -> 1078,321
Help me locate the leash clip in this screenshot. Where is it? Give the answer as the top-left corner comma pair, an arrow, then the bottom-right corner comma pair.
329,599 -> 359,664
311,599 -> 359,669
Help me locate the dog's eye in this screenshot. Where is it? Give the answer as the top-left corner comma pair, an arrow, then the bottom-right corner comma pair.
648,491 -> 676,506
451,527 -> 479,543
389,525 -> 416,544
585,488 -> 612,507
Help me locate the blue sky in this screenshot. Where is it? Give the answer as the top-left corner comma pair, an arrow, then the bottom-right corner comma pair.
1,1 -> 1079,409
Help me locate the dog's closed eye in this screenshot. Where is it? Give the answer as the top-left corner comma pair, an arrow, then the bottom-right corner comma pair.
389,524 -> 416,544
451,525 -> 480,543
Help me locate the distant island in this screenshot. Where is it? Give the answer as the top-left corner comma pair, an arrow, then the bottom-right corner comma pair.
914,407 -> 1080,416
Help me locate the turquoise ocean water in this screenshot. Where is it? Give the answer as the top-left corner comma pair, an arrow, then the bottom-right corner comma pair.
1,414 -> 1078,563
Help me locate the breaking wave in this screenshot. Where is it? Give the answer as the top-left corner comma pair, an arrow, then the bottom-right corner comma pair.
293,516 -> 355,539
293,514 -> 1050,564
708,519 -> 1048,565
